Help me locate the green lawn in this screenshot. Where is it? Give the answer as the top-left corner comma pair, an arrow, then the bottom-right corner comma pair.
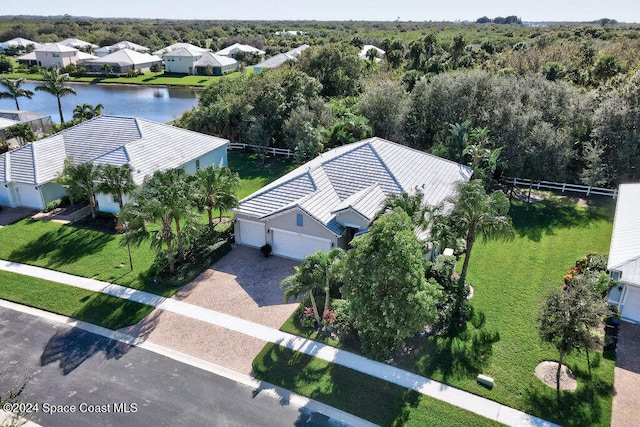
254,195 -> 617,426
0,270 -> 152,329
253,343 -> 501,427
228,150 -> 297,200
0,219 -> 176,296
4,69 -> 249,87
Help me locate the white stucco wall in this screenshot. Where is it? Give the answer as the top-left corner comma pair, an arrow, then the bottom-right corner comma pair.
164,56 -> 197,74
264,208 -> 338,248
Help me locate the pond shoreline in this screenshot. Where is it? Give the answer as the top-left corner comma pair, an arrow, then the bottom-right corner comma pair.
18,77 -> 207,91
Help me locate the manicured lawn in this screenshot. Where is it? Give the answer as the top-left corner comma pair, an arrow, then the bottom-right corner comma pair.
228,150 -> 296,200
3,69 -> 249,87
256,195 -> 616,426
253,343 -> 501,427
0,219 -> 176,296
0,270 -> 152,329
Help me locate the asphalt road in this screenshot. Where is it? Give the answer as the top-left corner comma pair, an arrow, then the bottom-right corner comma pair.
0,307 -> 333,427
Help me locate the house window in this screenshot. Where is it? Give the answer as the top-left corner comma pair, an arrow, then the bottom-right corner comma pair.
296,213 -> 303,227
112,194 -> 122,204
195,159 -> 200,170
610,271 -> 621,281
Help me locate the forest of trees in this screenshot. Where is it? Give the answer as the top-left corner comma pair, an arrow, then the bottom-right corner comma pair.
2,16 -> 640,185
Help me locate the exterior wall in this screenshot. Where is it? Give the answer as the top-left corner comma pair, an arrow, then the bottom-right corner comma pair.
165,56 -> 197,74
234,213 -> 267,247
40,182 -> 67,206
334,210 -> 370,230
36,51 -> 77,68
265,209 -> 338,249
12,184 -> 44,209
0,184 -> 12,206
180,147 -> 228,175
96,192 -> 131,214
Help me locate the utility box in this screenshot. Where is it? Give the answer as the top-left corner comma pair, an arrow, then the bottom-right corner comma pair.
477,374 -> 494,389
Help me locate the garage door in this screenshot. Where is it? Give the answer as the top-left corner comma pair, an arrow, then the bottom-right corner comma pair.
622,286 -> 640,323
15,186 -> 43,209
0,186 -> 11,206
236,219 -> 266,248
272,228 -> 332,260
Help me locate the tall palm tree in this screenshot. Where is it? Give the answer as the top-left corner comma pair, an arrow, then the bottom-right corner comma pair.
94,164 -> 136,210
0,77 -> 34,110
448,180 -> 514,286
56,159 -> 100,218
281,248 -> 345,326
194,166 -> 240,227
35,67 -> 77,123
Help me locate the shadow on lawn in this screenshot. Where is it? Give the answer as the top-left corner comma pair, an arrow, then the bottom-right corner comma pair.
252,342 -> 420,426
509,198 -> 609,242
8,222 -> 111,268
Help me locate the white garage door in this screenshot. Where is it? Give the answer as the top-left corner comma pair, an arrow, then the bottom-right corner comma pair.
272,228 -> 332,260
15,186 -> 43,209
236,219 -> 266,248
622,286 -> 640,323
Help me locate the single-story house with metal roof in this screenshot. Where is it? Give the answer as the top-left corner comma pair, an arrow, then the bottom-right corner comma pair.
152,42 -> 209,56
233,138 -> 472,260
94,41 -> 150,57
0,37 -> 41,53
83,49 -> 162,74
608,183 -> 640,323
193,52 -> 238,75
0,115 -> 229,212
253,45 -> 309,72
215,43 -> 265,59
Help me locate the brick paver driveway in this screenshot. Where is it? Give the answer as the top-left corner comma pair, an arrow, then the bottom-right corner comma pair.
611,322 -> 640,427
120,245 -> 300,374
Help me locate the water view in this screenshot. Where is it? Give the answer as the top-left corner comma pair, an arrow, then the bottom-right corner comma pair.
0,81 -> 201,124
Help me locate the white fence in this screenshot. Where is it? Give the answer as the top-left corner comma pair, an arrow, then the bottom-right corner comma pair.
228,142 -> 292,158
505,177 -> 618,199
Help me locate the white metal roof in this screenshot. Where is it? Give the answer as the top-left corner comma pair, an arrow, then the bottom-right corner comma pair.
359,45 -> 386,59
0,116 -> 229,186
194,52 -> 238,68
0,37 -> 41,49
608,183 -> 640,284
162,46 -> 204,58
235,138 -> 472,236
35,43 -> 78,53
58,38 -> 98,49
153,43 -> 209,56
86,49 -> 161,66
215,43 -> 265,57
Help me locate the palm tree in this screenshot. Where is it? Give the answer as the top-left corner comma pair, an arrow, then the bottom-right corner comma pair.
94,164 -> 136,210
56,159 -> 100,218
281,249 -> 345,326
380,190 -> 442,233
0,77 -> 34,110
366,47 -> 379,62
448,180 -> 514,286
73,103 -> 104,122
194,166 -> 240,227
35,67 -> 77,123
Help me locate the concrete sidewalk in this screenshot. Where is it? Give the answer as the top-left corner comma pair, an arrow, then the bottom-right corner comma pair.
0,259 -> 558,427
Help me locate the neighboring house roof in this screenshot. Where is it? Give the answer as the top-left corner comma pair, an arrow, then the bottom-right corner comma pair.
35,43 -> 78,53
58,38 -> 98,49
86,49 -> 161,66
193,52 -> 238,68
235,138 -> 473,236
0,37 -> 41,49
0,110 -> 50,123
153,42 -> 209,56
0,116 -> 229,186
253,45 -> 309,70
15,51 -> 36,61
164,46 -> 205,58
608,183 -> 640,284
77,51 -> 98,61
215,43 -> 265,57
0,117 -> 19,131
359,45 -> 386,60
95,41 -> 150,56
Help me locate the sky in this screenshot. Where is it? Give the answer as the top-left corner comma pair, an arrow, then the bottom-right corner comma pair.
2,0 -> 639,23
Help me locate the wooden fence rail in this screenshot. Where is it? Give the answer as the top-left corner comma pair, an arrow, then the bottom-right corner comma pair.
228,142 -> 292,158
505,177 -> 618,199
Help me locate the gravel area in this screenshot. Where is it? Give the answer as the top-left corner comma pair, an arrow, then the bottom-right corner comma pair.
612,322 -> 640,427
120,245 -> 300,374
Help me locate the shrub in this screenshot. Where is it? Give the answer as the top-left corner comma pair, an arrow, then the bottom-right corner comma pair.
46,198 -> 62,212
260,243 -> 272,258
300,307 -> 317,329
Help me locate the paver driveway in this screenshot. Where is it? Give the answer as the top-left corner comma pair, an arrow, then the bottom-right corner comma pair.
120,245 -> 300,374
611,322 -> 640,427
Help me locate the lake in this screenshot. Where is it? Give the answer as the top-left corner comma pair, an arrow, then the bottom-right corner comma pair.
0,81 -> 201,124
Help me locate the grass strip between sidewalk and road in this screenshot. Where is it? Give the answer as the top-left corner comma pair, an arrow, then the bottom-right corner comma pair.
0,270 -> 153,330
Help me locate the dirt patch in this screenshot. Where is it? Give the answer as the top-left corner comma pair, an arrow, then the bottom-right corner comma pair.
535,361 -> 577,391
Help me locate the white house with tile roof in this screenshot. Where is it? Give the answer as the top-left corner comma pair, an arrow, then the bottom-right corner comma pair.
233,138 -> 472,260
0,116 -> 229,212
608,183 -> 640,323
84,49 -> 162,74
215,43 -> 265,59
0,37 -> 41,52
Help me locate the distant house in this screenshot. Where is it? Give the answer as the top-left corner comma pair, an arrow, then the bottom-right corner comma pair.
0,37 -> 41,53
0,116 -> 229,211
253,45 -> 309,72
608,183 -> 640,323
163,47 -> 238,75
16,43 -> 97,68
0,110 -> 53,148
152,42 -> 209,56
215,43 -> 265,59
358,45 -> 385,62
275,30 -> 305,37
58,38 -> 98,50
234,138 -> 472,260
84,49 -> 162,74
193,52 -> 238,75
94,41 -> 150,57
